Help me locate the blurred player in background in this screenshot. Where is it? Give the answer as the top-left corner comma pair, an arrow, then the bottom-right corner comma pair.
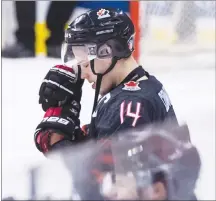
27,122 -> 200,200
3,122 -> 201,200
2,1 -> 77,58
92,122 -> 201,200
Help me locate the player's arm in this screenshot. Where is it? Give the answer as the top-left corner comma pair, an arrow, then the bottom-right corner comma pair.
34,64 -> 87,155
34,104 -> 89,155
96,95 -> 155,137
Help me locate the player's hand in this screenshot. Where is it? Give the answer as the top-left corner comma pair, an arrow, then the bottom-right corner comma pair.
39,65 -> 84,111
34,101 -> 85,154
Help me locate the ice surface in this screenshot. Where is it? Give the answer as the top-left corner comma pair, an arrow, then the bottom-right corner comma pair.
2,53 -> 215,199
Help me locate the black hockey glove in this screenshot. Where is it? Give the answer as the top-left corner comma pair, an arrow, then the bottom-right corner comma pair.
39,65 -> 84,111
34,101 -> 88,154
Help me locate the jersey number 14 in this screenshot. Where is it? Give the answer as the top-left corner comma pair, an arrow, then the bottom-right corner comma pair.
120,101 -> 141,127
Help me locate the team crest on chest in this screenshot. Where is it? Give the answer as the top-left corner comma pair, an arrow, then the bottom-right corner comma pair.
123,81 -> 141,91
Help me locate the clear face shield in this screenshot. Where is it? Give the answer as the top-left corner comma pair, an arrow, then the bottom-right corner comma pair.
61,42 -> 113,74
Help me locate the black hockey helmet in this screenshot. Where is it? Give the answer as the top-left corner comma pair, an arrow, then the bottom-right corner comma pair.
62,8 -> 135,114
62,8 -> 135,68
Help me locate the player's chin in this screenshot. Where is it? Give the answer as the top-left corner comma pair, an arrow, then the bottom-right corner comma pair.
99,88 -> 109,96
97,83 -> 112,96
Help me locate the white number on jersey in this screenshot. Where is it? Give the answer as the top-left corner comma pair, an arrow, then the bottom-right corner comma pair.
158,87 -> 172,112
92,93 -> 111,118
120,101 -> 141,127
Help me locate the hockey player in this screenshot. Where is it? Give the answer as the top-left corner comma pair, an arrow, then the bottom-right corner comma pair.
34,8 -> 178,158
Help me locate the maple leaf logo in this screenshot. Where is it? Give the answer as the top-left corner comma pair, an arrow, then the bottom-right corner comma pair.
97,9 -> 105,16
123,81 -> 141,91
125,81 -> 138,87
97,9 -> 110,19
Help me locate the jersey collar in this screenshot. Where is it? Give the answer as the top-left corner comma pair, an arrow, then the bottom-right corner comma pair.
120,66 -> 149,84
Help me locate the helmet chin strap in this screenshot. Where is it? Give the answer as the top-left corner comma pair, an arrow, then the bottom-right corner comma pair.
90,57 -> 118,114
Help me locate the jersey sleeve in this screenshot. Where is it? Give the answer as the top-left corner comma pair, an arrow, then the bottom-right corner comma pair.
95,94 -> 155,138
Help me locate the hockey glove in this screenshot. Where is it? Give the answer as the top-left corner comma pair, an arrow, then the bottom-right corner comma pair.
34,101 -> 87,154
39,65 -> 84,111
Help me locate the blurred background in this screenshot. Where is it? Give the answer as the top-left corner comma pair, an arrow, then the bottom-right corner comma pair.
2,1 -> 215,58
1,1 -> 215,200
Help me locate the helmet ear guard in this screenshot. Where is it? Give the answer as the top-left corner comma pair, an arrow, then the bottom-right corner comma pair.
94,36 -> 134,61
104,37 -> 134,60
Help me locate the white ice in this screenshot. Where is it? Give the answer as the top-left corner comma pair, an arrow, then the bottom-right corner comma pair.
2,53 -> 215,200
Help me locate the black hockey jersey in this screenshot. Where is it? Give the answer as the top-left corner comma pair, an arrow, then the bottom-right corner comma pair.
90,66 -> 178,139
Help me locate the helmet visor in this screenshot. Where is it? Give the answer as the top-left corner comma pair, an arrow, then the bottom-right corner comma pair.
61,42 -> 97,67
61,42 -> 113,67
